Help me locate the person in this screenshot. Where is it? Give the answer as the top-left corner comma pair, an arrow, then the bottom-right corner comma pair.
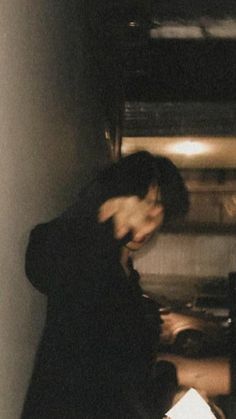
21,151 -> 189,419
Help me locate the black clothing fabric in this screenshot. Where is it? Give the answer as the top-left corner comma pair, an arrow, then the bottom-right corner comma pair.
21,181 -> 165,419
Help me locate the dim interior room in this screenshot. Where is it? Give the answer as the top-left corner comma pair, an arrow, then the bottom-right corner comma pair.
1,1 -> 236,418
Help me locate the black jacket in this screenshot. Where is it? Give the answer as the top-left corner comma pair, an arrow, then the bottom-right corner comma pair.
21,181 -> 162,419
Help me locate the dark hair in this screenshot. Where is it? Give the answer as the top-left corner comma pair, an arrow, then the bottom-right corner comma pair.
97,151 -> 189,224
153,154 -> 189,223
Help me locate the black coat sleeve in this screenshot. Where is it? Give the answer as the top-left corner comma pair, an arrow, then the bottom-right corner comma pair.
25,221 -> 66,295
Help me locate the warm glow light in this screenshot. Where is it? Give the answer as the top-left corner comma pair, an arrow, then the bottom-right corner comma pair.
150,18 -> 236,39
122,136 -> 236,168
168,140 -> 210,156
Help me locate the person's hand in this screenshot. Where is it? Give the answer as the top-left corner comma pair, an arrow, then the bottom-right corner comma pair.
98,186 -> 164,240
156,353 -> 231,397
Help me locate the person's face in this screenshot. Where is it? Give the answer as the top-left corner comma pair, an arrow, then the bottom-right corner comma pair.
125,186 -> 164,250
98,185 -> 164,250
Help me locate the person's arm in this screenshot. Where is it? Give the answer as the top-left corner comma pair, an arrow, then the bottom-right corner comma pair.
25,222 -> 62,294
156,353 -> 231,397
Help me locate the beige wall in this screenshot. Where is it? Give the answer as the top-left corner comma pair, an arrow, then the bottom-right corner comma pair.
0,2 -> 108,418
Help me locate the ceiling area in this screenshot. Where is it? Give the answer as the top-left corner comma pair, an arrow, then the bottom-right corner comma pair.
88,1 -> 236,168
83,1 -> 236,168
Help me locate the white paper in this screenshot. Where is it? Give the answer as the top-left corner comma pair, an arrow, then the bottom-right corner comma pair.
165,388 -> 217,419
